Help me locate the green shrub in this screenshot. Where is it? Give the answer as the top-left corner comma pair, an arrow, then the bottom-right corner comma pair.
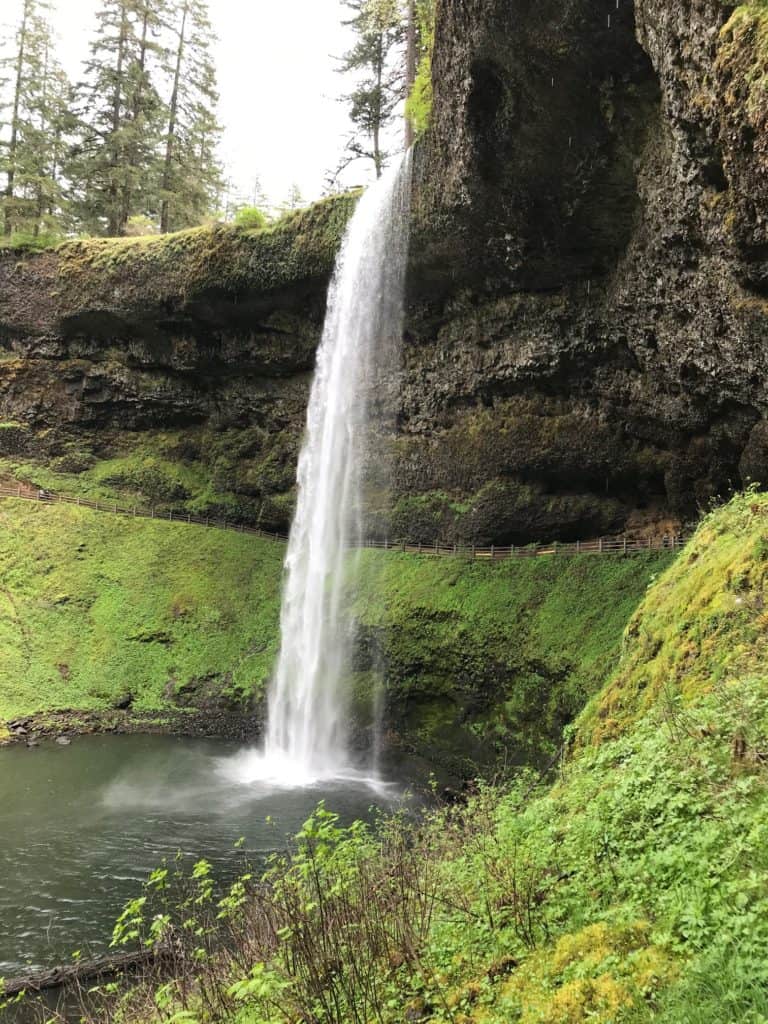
233,206 -> 268,230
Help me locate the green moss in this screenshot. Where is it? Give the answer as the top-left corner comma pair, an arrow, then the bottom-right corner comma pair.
580,490 -> 768,743
0,499 -> 284,721
105,499 -> 768,1021
406,0 -> 436,139
352,546 -> 674,770
0,425 -> 298,528
54,191 -> 358,310
718,2 -> 768,118
0,491 -> 670,764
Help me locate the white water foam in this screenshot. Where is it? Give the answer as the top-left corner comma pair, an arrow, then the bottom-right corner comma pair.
223,153 -> 412,789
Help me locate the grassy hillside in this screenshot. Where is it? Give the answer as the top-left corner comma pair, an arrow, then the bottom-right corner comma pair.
51,491 -> 768,1024
0,500 -> 285,727
0,499 -> 670,765
353,548 -> 673,774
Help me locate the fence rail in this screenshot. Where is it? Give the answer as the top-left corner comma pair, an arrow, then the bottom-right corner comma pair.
0,485 -> 689,559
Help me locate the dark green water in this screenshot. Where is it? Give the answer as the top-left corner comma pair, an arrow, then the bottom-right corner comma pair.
0,735 -> 396,976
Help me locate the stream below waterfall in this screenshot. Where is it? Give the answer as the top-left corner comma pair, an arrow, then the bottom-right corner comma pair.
0,735 -> 399,975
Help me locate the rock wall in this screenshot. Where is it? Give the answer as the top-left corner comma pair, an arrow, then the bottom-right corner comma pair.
0,197 -> 355,526
399,0 -> 768,542
0,2 -> 766,541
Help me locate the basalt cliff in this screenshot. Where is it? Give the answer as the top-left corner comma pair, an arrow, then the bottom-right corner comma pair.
0,0 -> 766,544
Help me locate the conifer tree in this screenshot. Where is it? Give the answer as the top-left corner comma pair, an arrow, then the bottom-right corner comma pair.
338,0 -> 405,179
0,0 -> 69,238
67,0 -> 168,236
159,0 -> 223,234
280,182 -> 304,214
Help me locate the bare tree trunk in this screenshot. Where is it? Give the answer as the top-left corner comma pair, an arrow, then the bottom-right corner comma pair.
373,33 -> 384,178
4,0 -> 31,237
107,2 -> 129,236
160,0 -> 188,234
404,0 -> 417,149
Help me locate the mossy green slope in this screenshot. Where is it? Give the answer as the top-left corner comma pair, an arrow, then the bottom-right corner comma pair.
147,493 -> 768,1024
353,548 -> 673,773
582,489 -> 768,743
0,500 -> 284,722
0,498 -> 669,764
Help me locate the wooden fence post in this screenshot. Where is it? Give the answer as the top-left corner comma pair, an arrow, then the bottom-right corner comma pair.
576,539 -> 580,554
491,544 -> 495,559
623,536 -> 627,555
599,537 -> 603,553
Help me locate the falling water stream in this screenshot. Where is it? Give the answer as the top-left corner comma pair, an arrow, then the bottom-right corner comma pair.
0,158 -> 413,978
227,152 -> 412,787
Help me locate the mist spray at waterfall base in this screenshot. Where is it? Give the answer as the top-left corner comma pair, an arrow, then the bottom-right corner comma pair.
220,154 -> 412,792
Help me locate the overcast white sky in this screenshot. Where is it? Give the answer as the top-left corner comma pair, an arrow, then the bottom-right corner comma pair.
41,0 -> 371,209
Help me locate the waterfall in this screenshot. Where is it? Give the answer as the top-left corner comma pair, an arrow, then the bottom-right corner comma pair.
233,152 -> 412,787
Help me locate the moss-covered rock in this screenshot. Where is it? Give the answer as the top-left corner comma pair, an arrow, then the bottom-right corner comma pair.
350,545 -> 674,777
580,488 -> 768,743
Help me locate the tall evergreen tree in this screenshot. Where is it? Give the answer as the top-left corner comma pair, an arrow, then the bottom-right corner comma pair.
338,0 -> 405,179
67,0 -> 168,236
0,0 -> 69,238
159,0 -> 223,234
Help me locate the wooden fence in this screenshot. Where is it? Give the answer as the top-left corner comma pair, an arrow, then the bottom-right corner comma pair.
0,485 -> 689,559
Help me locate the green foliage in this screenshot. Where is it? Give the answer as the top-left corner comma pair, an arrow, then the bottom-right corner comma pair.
581,489 -> 768,743
54,189 -> 358,308
66,0 -> 169,236
14,493 -> 768,1024
0,0 -> 70,238
352,546 -> 673,770
337,0 -> 405,178
233,206 -> 268,230
0,499 -> 283,721
158,0 -> 225,234
405,0 -> 435,138
125,214 -> 159,237
717,0 -> 768,120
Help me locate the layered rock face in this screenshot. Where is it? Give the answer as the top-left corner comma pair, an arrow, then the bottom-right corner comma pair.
0,1 -> 766,540
0,199 -> 354,525
401,0 -> 768,542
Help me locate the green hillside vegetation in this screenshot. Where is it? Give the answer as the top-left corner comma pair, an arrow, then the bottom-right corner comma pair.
0,499 -> 670,766
0,426 -> 295,529
353,548 -> 672,774
34,490 -> 766,1024
0,501 -> 285,728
